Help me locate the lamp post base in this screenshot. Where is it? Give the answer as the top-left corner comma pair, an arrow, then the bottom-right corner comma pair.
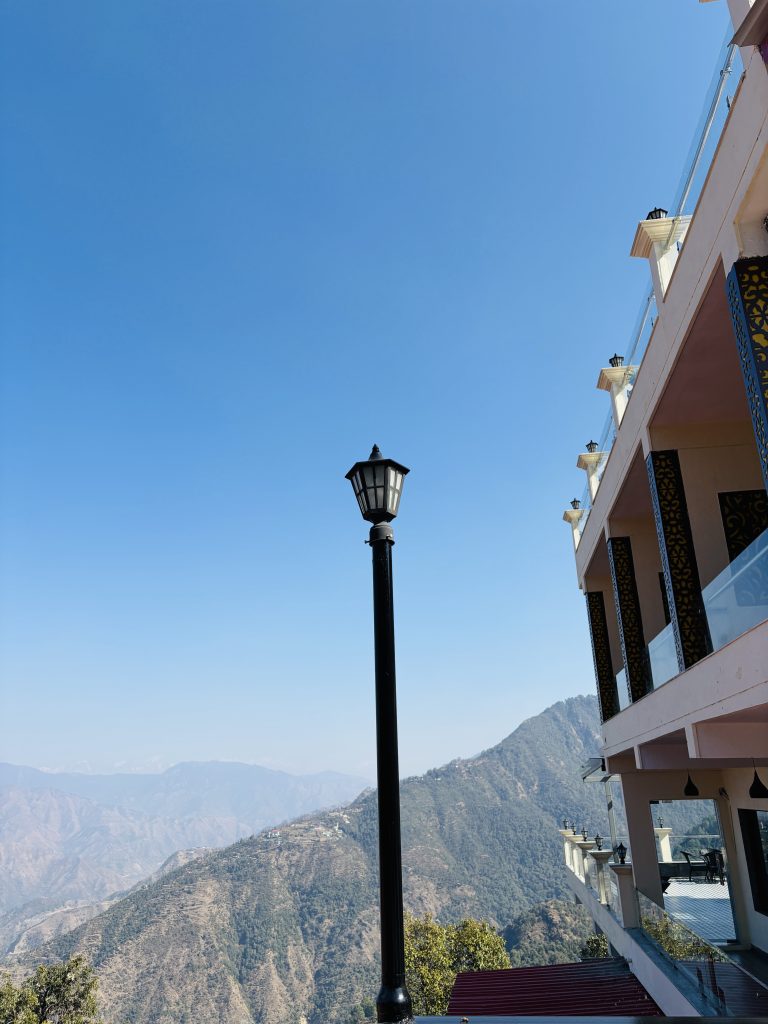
376,984 -> 413,1023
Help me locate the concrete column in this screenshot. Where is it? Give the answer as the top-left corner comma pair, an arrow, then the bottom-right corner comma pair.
589,849 -> 614,905
559,828 -> 575,870
630,214 -> 691,304
567,835 -> 584,880
563,507 -> 585,552
646,449 -> 712,671
577,839 -> 596,887
654,827 -> 673,863
621,773 -> 665,906
577,450 -> 606,501
610,864 -> 639,928
607,536 -> 652,702
597,364 -> 637,429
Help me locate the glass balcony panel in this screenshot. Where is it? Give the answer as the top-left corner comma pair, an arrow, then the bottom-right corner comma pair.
616,668 -> 630,711
648,622 -> 678,689
635,888 -> 764,1016
703,527 -> 768,652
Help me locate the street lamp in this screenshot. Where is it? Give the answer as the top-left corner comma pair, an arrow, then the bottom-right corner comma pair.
346,444 -> 412,1023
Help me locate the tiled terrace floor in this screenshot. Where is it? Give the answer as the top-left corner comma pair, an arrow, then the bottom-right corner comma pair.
663,878 -> 736,944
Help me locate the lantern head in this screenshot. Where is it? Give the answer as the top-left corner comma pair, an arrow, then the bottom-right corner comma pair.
346,445 -> 409,524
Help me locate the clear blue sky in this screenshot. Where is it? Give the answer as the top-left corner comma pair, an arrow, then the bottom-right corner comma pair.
1,1 -> 731,779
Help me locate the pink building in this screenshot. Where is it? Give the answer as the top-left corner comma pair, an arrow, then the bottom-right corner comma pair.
563,0 -> 768,1016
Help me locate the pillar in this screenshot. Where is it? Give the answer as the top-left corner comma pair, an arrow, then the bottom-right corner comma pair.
655,827 -> 673,863
646,449 -> 712,671
608,536 -> 652,703
610,864 -> 640,928
589,849 -> 614,905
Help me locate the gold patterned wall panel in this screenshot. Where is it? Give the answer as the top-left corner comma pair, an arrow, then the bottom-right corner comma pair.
647,449 -> 712,671
727,257 -> 768,492
585,591 -> 620,722
719,489 -> 768,607
608,537 -> 651,703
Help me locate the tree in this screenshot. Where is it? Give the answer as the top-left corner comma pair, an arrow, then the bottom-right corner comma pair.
0,957 -> 102,1024
0,975 -> 38,1024
404,913 -> 510,1016
579,932 -> 609,959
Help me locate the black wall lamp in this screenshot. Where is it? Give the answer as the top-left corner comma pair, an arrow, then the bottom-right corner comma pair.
749,762 -> 768,800
684,774 -> 700,797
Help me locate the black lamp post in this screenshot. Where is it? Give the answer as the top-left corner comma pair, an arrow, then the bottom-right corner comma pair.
346,445 -> 412,1023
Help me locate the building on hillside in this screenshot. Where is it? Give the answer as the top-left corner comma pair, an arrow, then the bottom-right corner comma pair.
561,0 -> 768,1017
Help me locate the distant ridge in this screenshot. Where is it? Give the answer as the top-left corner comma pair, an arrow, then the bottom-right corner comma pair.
0,760 -> 369,955
15,695 -> 612,1024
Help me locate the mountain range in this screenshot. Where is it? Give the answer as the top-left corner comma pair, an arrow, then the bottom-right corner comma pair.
13,695 -> 612,1024
0,761 -> 368,955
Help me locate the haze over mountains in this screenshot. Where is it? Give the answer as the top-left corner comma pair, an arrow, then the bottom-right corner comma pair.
14,696 -> 612,1024
0,761 -> 369,955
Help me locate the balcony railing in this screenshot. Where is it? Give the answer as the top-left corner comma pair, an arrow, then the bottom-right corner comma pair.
635,888 -> 768,1017
641,527 -> 768,698
703,527 -> 768,651
574,34 -> 740,543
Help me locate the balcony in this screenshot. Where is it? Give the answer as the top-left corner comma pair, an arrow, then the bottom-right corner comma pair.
571,35 -> 741,549
642,526 -> 768,698
561,827 -> 768,1017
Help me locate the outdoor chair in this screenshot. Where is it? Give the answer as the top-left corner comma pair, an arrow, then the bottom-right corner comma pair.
682,850 -> 708,882
704,848 -> 725,885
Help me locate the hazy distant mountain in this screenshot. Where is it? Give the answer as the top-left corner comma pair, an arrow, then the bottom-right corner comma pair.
18,696 -> 611,1024
0,761 -> 369,823
1,848 -> 211,957
0,761 -> 368,954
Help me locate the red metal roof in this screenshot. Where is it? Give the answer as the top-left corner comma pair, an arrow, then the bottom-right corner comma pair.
447,958 -> 663,1017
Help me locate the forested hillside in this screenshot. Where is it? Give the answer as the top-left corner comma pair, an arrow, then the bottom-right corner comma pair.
17,696 -> 609,1024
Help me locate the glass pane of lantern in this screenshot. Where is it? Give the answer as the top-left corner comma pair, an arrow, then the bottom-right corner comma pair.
375,464 -> 385,486
363,466 -> 375,487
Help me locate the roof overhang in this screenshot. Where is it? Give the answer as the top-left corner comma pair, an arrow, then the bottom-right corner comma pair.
733,0 -> 768,46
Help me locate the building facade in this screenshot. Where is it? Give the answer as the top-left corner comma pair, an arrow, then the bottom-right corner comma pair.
563,0 -> 768,1016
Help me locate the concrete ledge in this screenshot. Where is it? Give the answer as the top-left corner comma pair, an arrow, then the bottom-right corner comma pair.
565,866 -> 707,1016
